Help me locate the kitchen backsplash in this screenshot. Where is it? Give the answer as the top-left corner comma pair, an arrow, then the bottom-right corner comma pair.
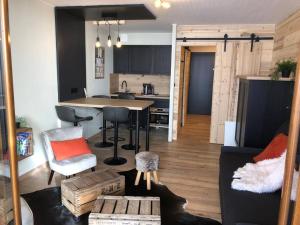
110,74 -> 170,95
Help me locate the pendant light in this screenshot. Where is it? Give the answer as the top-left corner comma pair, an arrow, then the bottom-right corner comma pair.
107,23 -> 112,48
95,22 -> 101,48
116,20 -> 122,48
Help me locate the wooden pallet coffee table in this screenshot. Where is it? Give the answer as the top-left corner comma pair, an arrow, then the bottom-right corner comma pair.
61,169 -> 125,217
89,195 -> 161,225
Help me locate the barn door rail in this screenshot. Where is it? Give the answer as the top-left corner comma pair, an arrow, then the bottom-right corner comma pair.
176,33 -> 274,52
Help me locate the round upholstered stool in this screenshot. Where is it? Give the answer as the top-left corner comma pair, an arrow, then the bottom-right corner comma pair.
134,152 -> 159,190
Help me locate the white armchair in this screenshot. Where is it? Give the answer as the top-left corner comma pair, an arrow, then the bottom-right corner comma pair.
41,127 -> 97,185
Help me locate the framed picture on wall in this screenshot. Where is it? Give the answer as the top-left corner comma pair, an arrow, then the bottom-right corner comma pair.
95,47 -> 104,79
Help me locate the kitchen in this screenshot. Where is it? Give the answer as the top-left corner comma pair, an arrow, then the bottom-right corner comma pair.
110,45 -> 171,129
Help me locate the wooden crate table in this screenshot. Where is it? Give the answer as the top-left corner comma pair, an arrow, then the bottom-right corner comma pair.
61,169 -> 125,217
89,196 -> 161,225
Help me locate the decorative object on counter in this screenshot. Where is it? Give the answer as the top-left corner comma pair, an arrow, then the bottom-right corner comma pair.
16,116 -> 27,128
143,83 -> 154,95
95,47 -> 105,79
272,58 -> 297,79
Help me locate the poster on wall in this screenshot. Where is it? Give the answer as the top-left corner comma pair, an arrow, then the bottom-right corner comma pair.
95,47 -> 104,79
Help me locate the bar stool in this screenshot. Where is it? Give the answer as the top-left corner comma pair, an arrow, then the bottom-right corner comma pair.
118,93 -> 139,151
92,95 -> 113,148
55,106 -> 93,126
103,107 -> 129,165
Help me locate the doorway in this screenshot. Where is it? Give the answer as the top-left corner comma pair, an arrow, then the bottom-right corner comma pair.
188,52 -> 215,115
178,46 -> 216,143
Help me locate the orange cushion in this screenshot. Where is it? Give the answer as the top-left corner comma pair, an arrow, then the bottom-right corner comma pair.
50,137 -> 92,161
253,133 -> 288,162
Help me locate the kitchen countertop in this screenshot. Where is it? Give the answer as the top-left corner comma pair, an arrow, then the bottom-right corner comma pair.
110,93 -> 170,100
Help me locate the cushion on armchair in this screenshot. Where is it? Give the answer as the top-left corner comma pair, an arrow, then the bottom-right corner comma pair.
50,137 -> 92,161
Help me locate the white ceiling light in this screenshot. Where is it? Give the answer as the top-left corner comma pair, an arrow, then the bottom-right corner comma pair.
154,0 -> 171,9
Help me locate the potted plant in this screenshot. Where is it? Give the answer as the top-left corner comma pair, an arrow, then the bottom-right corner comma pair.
275,59 -> 297,78
16,116 -> 27,128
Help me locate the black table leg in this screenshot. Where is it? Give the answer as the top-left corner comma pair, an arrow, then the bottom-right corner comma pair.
146,106 -> 150,151
94,116 -> 113,148
122,112 -> 136,150
135,110 -> 140,154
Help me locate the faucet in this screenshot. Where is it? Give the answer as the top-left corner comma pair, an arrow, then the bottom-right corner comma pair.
121,80 -> 128,92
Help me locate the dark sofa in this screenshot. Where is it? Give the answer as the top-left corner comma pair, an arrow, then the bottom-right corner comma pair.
219,146 -> 283,225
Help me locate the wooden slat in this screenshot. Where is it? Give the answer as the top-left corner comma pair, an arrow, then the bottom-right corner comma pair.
72,178 -> 88,189
127,200 -> 140,215
140,200 -> 151,215
152,200 -> 160,216
101,199 -> 116,214
91,199 -> 104,213
114,199 -> 128,214
278,55 -> 300,225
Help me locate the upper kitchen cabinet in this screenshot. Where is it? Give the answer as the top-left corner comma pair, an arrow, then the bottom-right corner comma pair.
113,45 -> 171,75
152,46 -> 171,75
130,46 -> 153,74
113,46 -> 130,73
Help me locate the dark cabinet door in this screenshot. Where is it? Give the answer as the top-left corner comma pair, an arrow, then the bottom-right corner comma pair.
113,46 -> 130,73
56,9 -> 86,101
235,79 -> 294,149
129,46 -> 153,74
152,46 -> 171,75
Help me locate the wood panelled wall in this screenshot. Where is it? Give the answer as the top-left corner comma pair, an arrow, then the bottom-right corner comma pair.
173,25 -> 275,143
273,9 -> 300,64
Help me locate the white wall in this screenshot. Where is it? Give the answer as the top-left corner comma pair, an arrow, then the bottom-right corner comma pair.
85,21 -> 113,97
9,0 -> 58,176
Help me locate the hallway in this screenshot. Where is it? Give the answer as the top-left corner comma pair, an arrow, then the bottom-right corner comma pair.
179,115 -> 211,143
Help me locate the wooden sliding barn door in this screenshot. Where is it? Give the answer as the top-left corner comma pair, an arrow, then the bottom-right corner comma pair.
210,42 -> 238,144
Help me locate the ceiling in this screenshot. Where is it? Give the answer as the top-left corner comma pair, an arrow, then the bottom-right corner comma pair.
42,0 -> 300,32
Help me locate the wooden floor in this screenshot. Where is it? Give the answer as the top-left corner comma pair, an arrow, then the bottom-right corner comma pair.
19,114 -> 221,221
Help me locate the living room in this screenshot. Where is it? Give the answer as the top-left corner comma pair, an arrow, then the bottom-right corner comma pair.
1,0 -> 300,225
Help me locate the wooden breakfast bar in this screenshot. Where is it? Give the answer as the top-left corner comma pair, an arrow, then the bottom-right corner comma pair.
59,97 -> 154,153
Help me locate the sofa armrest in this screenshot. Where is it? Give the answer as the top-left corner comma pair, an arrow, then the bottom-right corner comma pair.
221,146 -> 263,155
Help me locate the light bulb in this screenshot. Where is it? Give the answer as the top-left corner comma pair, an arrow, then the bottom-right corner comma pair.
95,37 -> 101,48
161,1 -> 171,8
154,0 -> 161,8
116,36 -> 122,48
107,35 -> 112,47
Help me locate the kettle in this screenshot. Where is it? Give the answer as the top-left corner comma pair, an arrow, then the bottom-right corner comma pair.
143,83 -> 154,95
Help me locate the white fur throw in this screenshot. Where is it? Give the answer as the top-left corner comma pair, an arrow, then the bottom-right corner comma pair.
231,152 -> 287,193
231,151 -> 300,200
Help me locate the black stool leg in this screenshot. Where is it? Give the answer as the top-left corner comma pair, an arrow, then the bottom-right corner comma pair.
95,117 -> 113,148
104,121 -> 127,166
